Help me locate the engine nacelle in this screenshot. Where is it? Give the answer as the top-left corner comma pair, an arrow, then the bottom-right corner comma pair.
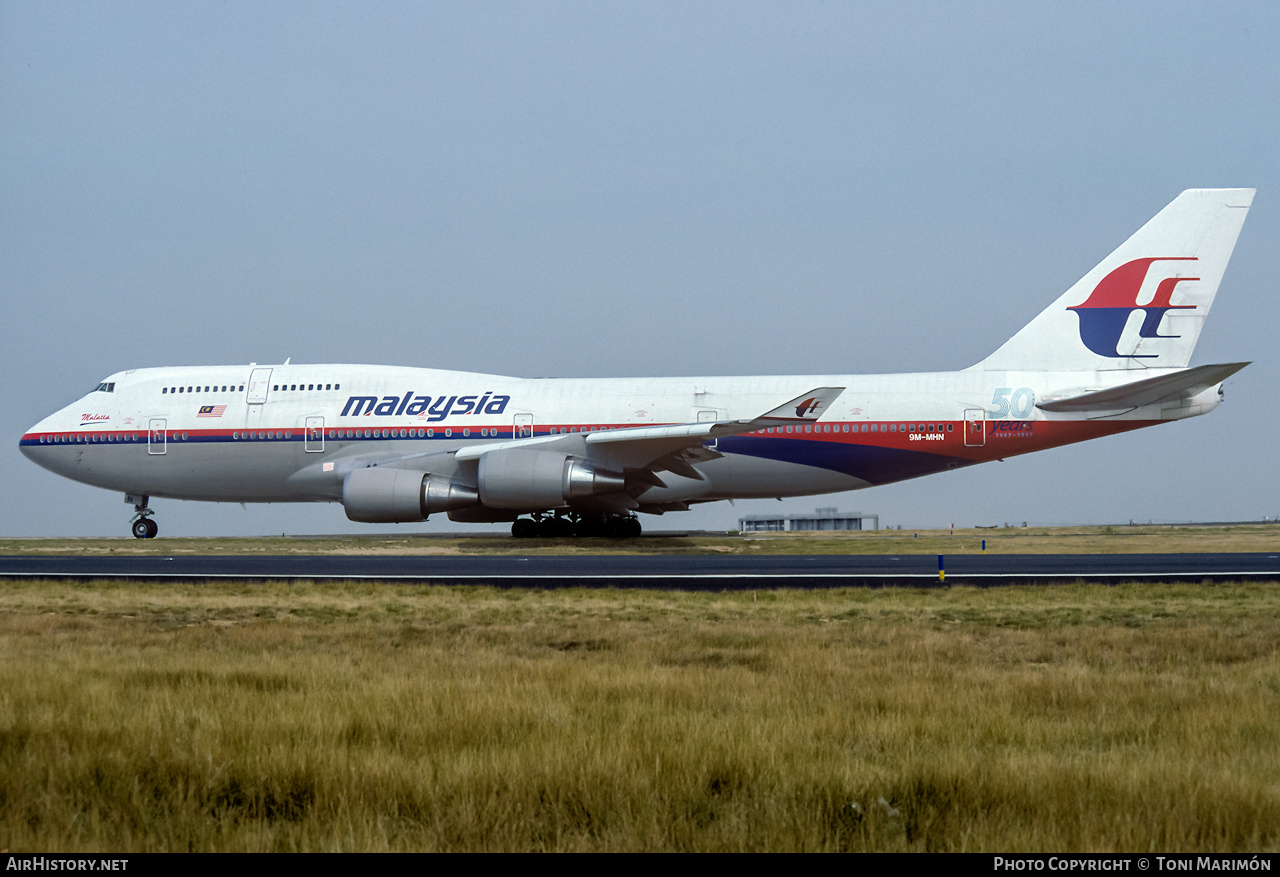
477,448 -> 626,510
342,467 -> 479,523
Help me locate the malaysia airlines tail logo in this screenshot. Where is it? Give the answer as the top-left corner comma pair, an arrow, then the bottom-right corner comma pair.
1068,257 -> 1198,358
794,398 -> 824,418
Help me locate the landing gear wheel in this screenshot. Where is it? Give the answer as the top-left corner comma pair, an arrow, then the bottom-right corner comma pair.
573,514 -> 607,537
127,494 -> 158,539
512,518 -> 538,539
604,516 -> 642,538
537,516 -> 574,538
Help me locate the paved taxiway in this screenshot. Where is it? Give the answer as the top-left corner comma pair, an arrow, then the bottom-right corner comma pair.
2,553 -> 1278,588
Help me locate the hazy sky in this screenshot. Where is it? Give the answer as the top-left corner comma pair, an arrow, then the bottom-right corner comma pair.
4,2 -> 1278,537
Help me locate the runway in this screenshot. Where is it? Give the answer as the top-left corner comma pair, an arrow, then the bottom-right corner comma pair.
1,552 -> 1278,588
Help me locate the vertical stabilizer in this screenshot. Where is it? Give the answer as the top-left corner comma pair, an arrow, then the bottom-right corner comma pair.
973,188 -> 1253,371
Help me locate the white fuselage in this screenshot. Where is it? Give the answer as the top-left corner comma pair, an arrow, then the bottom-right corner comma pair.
20,362 -> 1203,513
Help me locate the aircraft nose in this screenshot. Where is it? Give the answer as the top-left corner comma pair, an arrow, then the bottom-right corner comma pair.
20,425 -> 41,463
20,413 -> 60,466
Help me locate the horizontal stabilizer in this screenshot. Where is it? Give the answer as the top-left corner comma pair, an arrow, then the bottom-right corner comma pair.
1036,362 -> 1249,412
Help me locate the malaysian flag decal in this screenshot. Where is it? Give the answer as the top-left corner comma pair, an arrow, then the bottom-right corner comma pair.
197,405 -> 227,418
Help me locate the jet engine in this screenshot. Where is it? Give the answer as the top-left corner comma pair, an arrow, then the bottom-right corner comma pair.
341,449 -> 628,523
342,467 -> 479,523
478,448 -> 627,509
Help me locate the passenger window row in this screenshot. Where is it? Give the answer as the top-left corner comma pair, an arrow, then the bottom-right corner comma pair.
747,422 -> 956,435
39,433 -> 140,444
160,382 -> 342,395
163,385 -> 245,395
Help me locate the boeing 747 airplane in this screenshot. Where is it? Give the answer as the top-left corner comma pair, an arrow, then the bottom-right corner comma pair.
20,189 -> 1254,538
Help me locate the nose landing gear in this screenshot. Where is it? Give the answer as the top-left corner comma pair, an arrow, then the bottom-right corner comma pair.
126,494 -> 158,539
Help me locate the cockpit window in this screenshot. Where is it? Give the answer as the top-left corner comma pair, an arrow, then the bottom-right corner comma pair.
93,382 -> 116,393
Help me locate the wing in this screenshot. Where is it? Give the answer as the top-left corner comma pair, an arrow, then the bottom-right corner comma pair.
455,386 -> 845,487
336,386 -> 845,520
582,386 -> 845,479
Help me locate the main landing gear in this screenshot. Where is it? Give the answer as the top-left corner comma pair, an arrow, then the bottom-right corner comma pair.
511,512 -> 642,539
127,494 -> 158,539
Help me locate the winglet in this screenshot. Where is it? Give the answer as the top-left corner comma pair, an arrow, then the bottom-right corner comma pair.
752,387 -> 845,424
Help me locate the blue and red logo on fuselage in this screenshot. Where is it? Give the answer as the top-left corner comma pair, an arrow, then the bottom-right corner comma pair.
794,398 -> 824,417
1068,257 -> 1198,358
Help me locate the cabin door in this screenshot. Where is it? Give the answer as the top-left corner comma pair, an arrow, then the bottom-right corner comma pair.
246,368 -> 273,404
148,418 -> 167,455
304,416 -> 325,453
245,368 -> 272,428
513,413 -> 534,439
964,409 -> 986,447
698,410 -> 720,448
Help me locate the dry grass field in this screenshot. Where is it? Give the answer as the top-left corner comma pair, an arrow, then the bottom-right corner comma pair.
1,575 -> 1277,851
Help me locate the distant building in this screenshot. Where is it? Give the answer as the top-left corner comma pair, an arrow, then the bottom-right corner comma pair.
738,507 -> 879,532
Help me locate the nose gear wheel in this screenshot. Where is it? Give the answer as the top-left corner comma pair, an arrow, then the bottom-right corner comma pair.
128,495 -> 158,539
